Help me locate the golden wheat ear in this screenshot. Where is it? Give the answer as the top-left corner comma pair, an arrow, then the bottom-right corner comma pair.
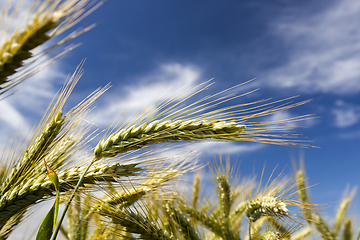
0,0 -> 102,95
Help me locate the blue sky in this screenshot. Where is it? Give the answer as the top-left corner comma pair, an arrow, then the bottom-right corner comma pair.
2,0 -> 360,233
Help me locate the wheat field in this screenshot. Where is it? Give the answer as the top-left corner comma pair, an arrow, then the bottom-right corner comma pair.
0,1 -> 357,240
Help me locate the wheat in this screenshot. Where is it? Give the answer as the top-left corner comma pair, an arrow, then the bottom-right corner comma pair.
1,111 -> 65,194
217,174 -> 231,218
245,196 -> 289,222
343,219 -> 352,240
0,162 -> 141,229
312,213 -> 337,240
334,192 -> 354,235
165,201 -> 201,240
95,120 -> 246,159
0,0 -> 101,93
111,209 -> 172,240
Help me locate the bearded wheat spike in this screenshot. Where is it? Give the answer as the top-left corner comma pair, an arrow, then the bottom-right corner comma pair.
0,0 -> 101,92
191,175 -> 200,211
0,162 -> 141,229
1,111 -> 65,194
94,120 -> 246,159
263,231 -> 282,240
245,196 -> 289,222
179,202 -> 223,238
334,193 -> 354,235
165,202 -> 201,240
111,209 -> 172,240
343,219 -> 352,240
296,169 -> 314,224
217,174 -> 231,218
312,213 -> 337,240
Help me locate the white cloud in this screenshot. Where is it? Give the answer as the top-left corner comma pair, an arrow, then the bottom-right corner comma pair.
93,63 -> 202,127
267,0 -> 360,94
191,141 -> 265,155
332,100 -> 360,128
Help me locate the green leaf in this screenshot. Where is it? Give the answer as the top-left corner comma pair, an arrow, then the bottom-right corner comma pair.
36,160 -> 60,240
36,203 -> 56,240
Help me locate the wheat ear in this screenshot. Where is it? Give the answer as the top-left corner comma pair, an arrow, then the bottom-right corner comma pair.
0,162 -> 141,229
180,202 -> 224,239
110,209 -> 172,240
312,213 -> 337,240
1,111 -> 65,194
0,0 -> 101,91
95,120 -> 246,159
165,201 -> 201,240
245,196 -> 289,222
343,219 -> 352,240
334,192 -> 354,235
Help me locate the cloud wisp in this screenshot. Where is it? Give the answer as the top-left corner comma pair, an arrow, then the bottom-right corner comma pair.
93,63 -> 202,127
332,100 -> 360,128
267,0 -> 360,94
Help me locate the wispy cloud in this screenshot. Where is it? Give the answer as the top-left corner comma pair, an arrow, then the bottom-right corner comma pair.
332,100 -> 360,128
92,63 -> 202,127
266,0 -> 360,94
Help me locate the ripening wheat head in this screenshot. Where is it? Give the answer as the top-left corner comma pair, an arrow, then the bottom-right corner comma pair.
95,80 -> 314,160
0,0 -> 102,95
